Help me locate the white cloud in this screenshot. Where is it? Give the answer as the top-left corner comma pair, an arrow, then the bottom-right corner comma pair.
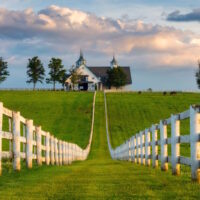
0,5 -> 200,69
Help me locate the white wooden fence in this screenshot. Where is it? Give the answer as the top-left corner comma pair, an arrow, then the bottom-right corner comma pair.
0,92 -> 96,174
104,92 -> 200,183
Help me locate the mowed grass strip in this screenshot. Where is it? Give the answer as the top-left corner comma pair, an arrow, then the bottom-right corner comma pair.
0,93 -> 199,199
106,92 -> 200,149
0,91 -> 94,149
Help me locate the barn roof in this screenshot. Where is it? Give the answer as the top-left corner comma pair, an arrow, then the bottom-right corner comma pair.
87,66 -> 132,84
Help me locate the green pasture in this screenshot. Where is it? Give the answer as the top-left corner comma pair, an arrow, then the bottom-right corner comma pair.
0,91 -> 199,199
0,91 -> 93,149
106,92 -> 200,157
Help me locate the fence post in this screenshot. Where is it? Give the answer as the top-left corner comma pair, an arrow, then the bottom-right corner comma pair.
71,143 -> 73,163
74,144 -> 76,161
58,140 -> 61,165
117,147 -> 119,160
140,131 -> 144,165
55,138 -> 59,165
152,125 -> 158,168
68,143 -> 71,163
36,126 -> 42,166
65,142 -> 68,164
171,114 -> 180,175
26,119 -> 33,168
145,129 -> 151,166
133,136 -> 136,163
0,102 -> 3,175
130,137 -> 133,162
118,146 -> 119,160
46,132 -> 50,165
66,142 -> 69,164
122,141 -> 126,160
123,143 -> 126,160
119,147 -> 120,160
136,134 -> 139,163
9,118 -> 12,154
62,141 -> 66,165
121,145 -> 123,160
125,142 -> 126,161
13,111 -> 21,171
160,120 -> 168,171
128,140 -> 131,161
190,106 -> 200,183
22,124 -> 26,153
124,143 -> 126,161
119,146 -> 121,160
72,144 -> 74,162
74,144 -> 77,161
69,143 -> 72,163
50,136 -> 55,165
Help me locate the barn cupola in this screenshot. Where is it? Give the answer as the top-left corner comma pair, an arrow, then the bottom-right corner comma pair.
76,50 -> 86,67
110,55 -> 118,68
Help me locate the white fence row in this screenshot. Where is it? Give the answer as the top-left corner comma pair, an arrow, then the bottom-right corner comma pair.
0,92 -> 96,174
104,92 -> 200,183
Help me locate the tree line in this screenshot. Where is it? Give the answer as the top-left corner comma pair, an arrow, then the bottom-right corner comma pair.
0,56 -> 67,90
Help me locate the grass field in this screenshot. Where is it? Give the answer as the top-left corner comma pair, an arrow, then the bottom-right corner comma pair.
0,91 -> 94,149
0,92 -> 199,199
106,92 -> 200,150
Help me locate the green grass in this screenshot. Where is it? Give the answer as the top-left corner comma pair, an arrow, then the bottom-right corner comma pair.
0,92 -> 199,199
0,91 -> 94,149
106,92 -> 200,149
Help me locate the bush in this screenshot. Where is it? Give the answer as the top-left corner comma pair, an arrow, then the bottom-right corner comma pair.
170,91 -> 177,96
147,88 -> 152,92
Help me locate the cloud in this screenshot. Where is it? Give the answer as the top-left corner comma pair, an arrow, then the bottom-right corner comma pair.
167,9 -> 200,22
0,5 -> 200,70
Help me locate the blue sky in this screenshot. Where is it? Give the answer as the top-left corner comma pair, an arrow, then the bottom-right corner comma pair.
0,0 -> 200,90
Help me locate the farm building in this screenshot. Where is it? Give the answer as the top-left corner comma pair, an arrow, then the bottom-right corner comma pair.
65,51 -> 132,91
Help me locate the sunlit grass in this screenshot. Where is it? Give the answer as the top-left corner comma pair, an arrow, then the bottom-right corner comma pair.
0,92 -> 199,199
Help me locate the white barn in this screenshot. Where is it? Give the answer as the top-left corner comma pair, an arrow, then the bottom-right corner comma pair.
65,51 -> 132,91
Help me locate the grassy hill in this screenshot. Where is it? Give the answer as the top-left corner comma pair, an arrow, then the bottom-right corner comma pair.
0,92 -> 199,199
0,91 -> 94,148
106,92 -> 200,149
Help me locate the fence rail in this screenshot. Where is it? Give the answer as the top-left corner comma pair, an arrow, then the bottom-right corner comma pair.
104,92 -> 200,183
0,92 -> 96,174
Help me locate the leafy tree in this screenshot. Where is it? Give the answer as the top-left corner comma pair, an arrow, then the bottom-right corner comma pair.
59,69 -> 67,90
69,65 -> 82,90
46,58 -> 65,90
196,60 -> 200,89
107,67 -> 127,89
26,56 -> 45,90
0,57 -> 9,84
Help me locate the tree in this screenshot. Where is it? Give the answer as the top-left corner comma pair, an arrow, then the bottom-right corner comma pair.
46,58 -> 65,90
70,65 -> 82,90
196,60 -> 200,89
0,57 -> 9,84
26,56 -> 45,90
107,67 -> 127,89
59,69 -> 67,90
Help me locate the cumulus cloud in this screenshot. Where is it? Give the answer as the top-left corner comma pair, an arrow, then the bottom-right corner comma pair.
0,5 -> 200,69
167,9 -> 200,22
